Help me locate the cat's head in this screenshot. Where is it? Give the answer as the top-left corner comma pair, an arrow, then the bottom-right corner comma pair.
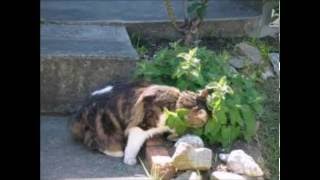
176,89 -> 212,128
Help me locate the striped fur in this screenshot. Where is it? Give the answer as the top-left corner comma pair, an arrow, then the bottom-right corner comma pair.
70,81 -> 210,165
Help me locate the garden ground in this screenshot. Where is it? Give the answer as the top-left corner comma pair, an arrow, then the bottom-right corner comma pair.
130,35 -> 279,180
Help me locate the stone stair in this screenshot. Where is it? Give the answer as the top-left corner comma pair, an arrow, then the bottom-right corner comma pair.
41,0 -> 264,38
41,24 -> 138,114
40,0 -> 266,114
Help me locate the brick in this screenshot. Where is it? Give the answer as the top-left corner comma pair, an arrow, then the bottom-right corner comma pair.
144,137 -> 176,180
145,136 -> 165,147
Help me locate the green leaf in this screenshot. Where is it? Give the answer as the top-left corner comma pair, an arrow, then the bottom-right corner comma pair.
216,110 -> 227,124
214,98 -> 222,109
219,127 -> 232,147
164,108 -> 187,135
230,126 -> 241,142
204,118 -> 220,136
229,108 -> 243,126
206,81 -> 219,89
176,108 -> 189,118
240,105 -> 256,139
190,70 -> 200,78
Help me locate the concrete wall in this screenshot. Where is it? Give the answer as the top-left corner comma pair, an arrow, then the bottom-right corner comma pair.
40,57 -> 137,114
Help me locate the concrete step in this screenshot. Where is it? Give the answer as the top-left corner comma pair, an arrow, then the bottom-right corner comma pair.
41,0 -> 264,37
41,116 -> 148,180
41,0 -> 262,22
41,24 -> 139,114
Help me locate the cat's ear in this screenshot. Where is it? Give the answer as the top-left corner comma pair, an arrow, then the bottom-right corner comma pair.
197,89 -> 212,100
139,87 -> 157,102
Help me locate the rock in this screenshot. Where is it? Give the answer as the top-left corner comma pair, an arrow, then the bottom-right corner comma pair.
216,164 -> 228,172
244,176 -> 265,180
189,171 -> 202,180
269,17 -> 280,28
269,53 -> 280,76
235,43 -> 263,65
229,56 -> 245,69
258,25 -> 279,38
174,134 -> 204,148
172,142 -> 212,170
175,171 -> 202,180
150,156 -> 176,180
218,154 -> 229,162
261,66 -> 275,80
229,66 -> 239,74
219,150 -> 263,177
230,141 -> 269,178
211,171 -> 246,180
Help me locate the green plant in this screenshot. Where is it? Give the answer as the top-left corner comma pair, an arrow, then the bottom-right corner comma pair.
130,32 -> 149,57
134,45 -> 264,147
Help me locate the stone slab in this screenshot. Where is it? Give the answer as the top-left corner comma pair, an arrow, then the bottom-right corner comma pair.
40,116 -> 147,180
40,24 -> 139,114
41,0 -> 262,23
41,24 -> 138,59
41,0 -> 263,37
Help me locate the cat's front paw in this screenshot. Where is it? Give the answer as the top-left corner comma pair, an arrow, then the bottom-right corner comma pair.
123,156 -> 137,165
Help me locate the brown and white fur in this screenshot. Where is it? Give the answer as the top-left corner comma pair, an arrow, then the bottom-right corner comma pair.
70,81 -> 210,165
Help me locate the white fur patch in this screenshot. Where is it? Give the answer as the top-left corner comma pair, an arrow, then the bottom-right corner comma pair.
123,126 -> 172,165
124,127 -> 148,165
101,150 -> 124,157
91,85 -> 113,96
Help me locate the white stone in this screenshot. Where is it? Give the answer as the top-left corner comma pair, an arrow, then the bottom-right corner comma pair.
269,17 -> 280,28
219,150 -> 264,177
218,154 -> 229,162
229,66 -> 239,74
174,134 -> 204,148
211,171 -> 246,180
258,25 -> 279,38
269,53 -> 280,76
151,156 -> 176,180
172,142 -> 212,170
261,66 -> 275,80
175,171 -> 202,180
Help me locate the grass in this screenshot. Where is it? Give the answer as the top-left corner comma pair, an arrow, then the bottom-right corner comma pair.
129,32 -> 151,58
138,156 -> 164,180
248,38 -> 279,180
257,78 -> 279,180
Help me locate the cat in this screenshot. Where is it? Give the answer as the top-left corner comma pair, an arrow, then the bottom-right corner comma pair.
70,80 -> 210,165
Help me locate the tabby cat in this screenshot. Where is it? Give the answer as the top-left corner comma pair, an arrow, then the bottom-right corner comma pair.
70,81 -> 210,165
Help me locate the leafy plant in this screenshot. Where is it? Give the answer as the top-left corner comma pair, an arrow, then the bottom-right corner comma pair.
134,45 -> 264,147
130,32 -> 149,57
